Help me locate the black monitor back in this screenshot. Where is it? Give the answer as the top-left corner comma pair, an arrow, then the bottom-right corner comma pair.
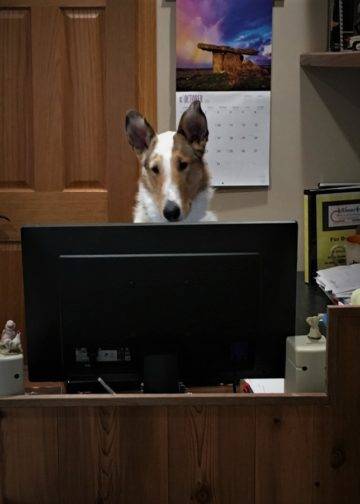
59,252 -> 261,384
21,222 -> 297,381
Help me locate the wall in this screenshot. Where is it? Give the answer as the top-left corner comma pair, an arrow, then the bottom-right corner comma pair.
157,0 -> 360,268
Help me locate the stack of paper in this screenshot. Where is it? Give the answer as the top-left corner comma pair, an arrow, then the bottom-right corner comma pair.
245,379 -> 284,393
316,264 -> 360,303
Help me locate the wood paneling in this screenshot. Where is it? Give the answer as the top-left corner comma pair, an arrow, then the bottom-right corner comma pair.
31,6 -> 65,192
0,190 -> 108,240
0,8 -> 33,189
137,0 -> 157,129
0,302 -> 359,504
63,7 -> 106,189
255,405 -> 314,504
312,308 -> 360,504
105,0 -> 138,222
58,406 -> 168,504
59,406 -> 117,503
0,408 -> 59,503
115,407 -> 168,504
0,392 -> 328,408
32,5 -> 107,192
168,406 -> 255,504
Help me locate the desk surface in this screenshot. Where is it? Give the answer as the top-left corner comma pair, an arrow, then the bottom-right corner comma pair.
296,271 -> 329,334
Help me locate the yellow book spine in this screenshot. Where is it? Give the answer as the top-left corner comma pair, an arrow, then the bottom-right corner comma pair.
304,194 -> 309,283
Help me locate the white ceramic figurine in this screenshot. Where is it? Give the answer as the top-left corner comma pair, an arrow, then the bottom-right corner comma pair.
0,320 -> 22,354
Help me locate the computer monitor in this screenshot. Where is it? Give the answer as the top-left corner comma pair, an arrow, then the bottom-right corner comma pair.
21,222 -> 297,385
59,252 -> 261,387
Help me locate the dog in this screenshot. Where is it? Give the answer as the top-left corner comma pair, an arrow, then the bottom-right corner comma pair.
125,100 -> 216,223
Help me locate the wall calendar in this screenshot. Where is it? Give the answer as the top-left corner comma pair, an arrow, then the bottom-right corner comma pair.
176,0 -> 273,187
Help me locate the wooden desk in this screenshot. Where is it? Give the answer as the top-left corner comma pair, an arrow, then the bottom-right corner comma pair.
0,306 -> 359,504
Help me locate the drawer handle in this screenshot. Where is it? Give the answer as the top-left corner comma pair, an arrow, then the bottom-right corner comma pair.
0,214 -> 10,222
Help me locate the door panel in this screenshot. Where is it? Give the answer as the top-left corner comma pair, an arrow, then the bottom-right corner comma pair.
31,5 -> 66,191
0,191 -> 108,241
63,7 -> 106,189
0,0 -> 157,350
0,8 -> 33,189
0,242 -> 26,355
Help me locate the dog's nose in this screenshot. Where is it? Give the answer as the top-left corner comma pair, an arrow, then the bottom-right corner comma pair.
163,201 -> 181,222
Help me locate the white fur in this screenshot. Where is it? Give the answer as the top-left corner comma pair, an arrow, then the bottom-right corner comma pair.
155,131 -> 182,209
134,131 -> 217,223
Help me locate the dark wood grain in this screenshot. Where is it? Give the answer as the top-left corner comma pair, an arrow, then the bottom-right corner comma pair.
63,7 -> 107,190
255,405 -> 314,504
137,0 -> 157,129
168,406 -> 255,504
312,307 -> 360,504
0,392 -> 328,408
31,5 -> 65,192
106,0 -> 137,222
58,406 -> 168,504
0,7 -> 33,189
0,191 -> 108,241
0,408 -> 59,503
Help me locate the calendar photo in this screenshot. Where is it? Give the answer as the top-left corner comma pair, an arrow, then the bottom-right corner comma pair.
176,0 -> 273,92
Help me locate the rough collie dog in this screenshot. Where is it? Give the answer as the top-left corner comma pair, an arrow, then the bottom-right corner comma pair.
125,100 -> 216,223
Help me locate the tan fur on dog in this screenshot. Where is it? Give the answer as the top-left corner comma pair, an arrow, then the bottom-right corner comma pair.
126,101 -> 216,223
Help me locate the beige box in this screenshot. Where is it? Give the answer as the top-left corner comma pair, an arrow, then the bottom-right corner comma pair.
0,354 -> 24,396
285,335 -> 326,393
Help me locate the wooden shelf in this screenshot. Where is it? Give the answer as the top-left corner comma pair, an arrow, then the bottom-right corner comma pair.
0,391 -> 328,408
300,51 -> 360,67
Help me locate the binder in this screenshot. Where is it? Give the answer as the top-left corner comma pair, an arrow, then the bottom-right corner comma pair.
304,187 -> 360,283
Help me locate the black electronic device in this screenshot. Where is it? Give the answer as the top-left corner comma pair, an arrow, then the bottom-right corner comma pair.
59,252 -> 260,388
21,222 -> 298,389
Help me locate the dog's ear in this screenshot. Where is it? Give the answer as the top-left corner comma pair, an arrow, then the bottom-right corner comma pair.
125,111 -> 156,156
177,100 -> 208,157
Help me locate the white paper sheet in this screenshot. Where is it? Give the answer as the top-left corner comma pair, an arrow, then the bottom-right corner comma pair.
245,378 -> 284,394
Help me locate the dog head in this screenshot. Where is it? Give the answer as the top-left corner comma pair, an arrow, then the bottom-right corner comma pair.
126,101 -> 210,222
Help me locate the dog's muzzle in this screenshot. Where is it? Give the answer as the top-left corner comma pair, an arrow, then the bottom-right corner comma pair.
163,201 -> 181,222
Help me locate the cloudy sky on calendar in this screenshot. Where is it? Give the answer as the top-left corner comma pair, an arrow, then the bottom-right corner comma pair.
176,0 -> 273,68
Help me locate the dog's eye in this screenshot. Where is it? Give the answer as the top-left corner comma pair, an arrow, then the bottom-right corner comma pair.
179,161 -> 188,171
151,165 -> 159,174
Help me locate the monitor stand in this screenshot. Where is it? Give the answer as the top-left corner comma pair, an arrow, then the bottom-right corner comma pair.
65,354 -> 183,394
65,372 -> 141,394
143,353 -> 182,393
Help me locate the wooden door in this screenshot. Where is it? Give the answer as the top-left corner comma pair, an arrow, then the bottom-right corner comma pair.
0,0 -> 156,349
